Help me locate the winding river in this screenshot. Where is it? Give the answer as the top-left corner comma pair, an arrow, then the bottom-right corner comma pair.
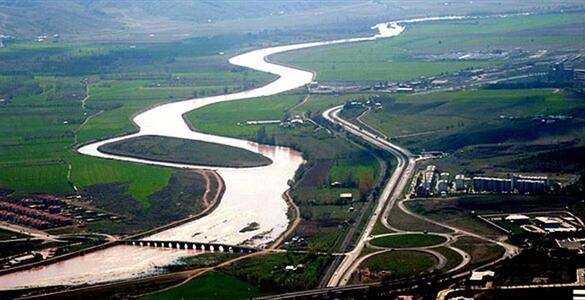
0,13 -> 517,290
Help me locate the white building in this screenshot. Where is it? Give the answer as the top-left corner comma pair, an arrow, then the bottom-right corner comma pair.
438,180 -> 449,193
455,174 -> 465,191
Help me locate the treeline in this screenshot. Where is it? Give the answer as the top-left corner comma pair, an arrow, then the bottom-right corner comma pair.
0,76 -> 42,99
486,80 -> 573,90
223,253 -> 331,292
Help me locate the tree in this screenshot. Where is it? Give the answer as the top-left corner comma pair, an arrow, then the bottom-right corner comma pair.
282,111 -> 291,122
359,175 -> 374,202
256,126 -> 267,143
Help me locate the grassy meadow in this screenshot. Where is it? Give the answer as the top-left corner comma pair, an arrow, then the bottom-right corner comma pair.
99,135 -> 272,168
356,250 -> 437,282
362,88 -> 585,178
143,271 -> 268,300
274,12 -> 585,82
369,234 -> 447,249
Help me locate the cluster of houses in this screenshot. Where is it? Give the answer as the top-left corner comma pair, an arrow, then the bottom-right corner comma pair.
0,201 -> 72,229
238,115 -> 305,129
0,195 -> 119,230
34,34 -> 60,43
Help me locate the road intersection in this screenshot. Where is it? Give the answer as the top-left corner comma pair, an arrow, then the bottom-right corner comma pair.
322,104 -> 519,288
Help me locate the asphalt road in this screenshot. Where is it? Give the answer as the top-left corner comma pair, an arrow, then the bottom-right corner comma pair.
321,105 -> 519,287
322,105 -> 415,287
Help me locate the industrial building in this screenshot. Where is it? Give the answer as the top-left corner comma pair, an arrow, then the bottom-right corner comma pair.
534,216 -> 577,233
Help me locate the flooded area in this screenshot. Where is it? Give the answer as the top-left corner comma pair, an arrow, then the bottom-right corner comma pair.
0,246 -> 198,290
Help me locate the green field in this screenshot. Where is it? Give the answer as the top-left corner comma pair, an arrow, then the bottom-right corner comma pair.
274,12 -> 585,82
386,203 -> 452,234
406,198 -> 506,239
0,36 -> 273,209
81,170 -> 209,234
365,89 -> 584,138
369,233 -> 446,249
143,271 -> 268,300
100,135 -> 272,168
188,93 -> 304,138
359,250 -> 437,280
221,253 -> 331,292
362,88 -> 585,179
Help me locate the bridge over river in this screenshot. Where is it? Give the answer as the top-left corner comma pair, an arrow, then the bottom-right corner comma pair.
121,240 -> 257,253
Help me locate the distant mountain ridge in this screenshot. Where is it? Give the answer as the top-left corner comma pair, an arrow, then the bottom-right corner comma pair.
1,0 -> 583,42
0,0 -> 359,38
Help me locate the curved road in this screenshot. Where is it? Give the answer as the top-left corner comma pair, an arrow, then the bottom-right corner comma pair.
322,105 -> 518,287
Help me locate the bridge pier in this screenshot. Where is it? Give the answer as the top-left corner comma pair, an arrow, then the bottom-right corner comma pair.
125,240 -> 256,254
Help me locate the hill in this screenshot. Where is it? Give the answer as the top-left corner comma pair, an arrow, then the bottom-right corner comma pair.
1,0 -> 584,42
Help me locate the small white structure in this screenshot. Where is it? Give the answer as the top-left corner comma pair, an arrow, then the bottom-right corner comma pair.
470,270 -> 495,282
440,172 -> 450,181
505,214 -> 530,224
339,193 -> 353,202
9,254 -> 36,266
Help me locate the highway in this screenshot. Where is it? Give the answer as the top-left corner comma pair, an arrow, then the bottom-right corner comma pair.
321,104 -> 519,288
254,103 -> 522,299
322,105 -> 417,287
